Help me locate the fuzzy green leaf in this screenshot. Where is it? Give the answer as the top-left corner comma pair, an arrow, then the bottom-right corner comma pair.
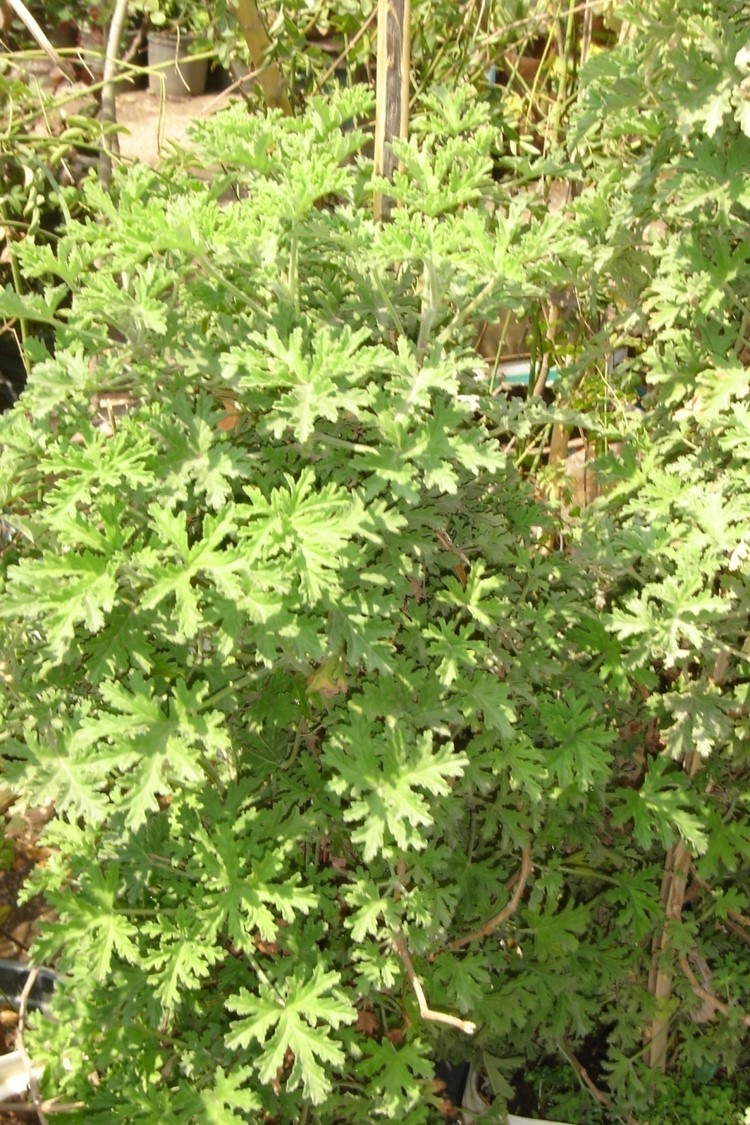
226,966 -> 356,1105
325,726 -> 467,860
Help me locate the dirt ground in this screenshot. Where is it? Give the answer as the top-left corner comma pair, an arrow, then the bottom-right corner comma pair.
115,85 -> 231,165
0,800 -> 54,961
12,47 -> 234,167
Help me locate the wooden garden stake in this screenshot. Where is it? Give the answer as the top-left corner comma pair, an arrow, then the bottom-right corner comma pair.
373,0 -> 411,221
234,0 -> 292,115
646,747 -> 702,1070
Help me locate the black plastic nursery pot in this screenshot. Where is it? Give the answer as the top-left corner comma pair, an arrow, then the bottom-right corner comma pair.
0,960 -> 59,1104
0,958 -> 58,1015
147,31 -> 210,98
76,23 -> 105,84
437,1060 -> 573,1124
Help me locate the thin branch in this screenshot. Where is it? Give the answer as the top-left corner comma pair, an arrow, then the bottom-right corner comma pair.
678,957 -> 750,1027
392,932 -> 476,1035
15,965 -> 47,1125
725,917 -> 750,948
314,3 -> 379,92
647,838 -> 691,1069
449,845 -> 532,951
647,748 -> 703,1070
200,59 -> 272,115
0,927 -> 29,952
483,0 -> 603,49
728,907 -> 750,930
689,863 -> 750,930
560,1041 -> 640,1125
561,1039 -> 610,1106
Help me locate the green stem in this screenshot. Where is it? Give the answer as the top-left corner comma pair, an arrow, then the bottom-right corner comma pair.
116,907 -> 177,916
0,201 -> 29,355
556,865 -> 620,886
199,258 -> 269,322
145,854 -> 201,882
438,276 -> 496,343
311,430 -> 371,453
198,673 -> 261,713
246,950 -> 284,1002
416,261 -> 439,363
371,268 -> 406,337
523,24 -> 557,135
199,753 -> 225,795
288,224 -> 299,310
548,0 -> 578,150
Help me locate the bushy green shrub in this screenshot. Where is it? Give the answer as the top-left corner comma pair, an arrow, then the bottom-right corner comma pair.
649,1076 -> 748,1125
1,0 -> 749,1112
567,0 -> 750,1101
0,85 -> 627,1121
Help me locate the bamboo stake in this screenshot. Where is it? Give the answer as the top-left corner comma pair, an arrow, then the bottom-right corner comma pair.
234,0 -> 292,115
373,0 -> 411,221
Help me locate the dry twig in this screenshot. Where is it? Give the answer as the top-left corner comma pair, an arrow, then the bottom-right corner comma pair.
392,932 -> 476,1035
314,4 -> 379,92
678,956 -> 750,1027
561,1039 -> 610,1107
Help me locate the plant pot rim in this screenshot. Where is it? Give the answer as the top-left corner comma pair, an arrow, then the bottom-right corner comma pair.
147,29 -> 206,42
0,1050 -> 44,1100
507,1116 -> 574,1125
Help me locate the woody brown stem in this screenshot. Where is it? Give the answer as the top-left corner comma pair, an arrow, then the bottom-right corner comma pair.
561,1039 -> 610,1106
449,846 -> 532,951
646,749 -> 702,1069
234,0 -> 292,114
678,956 -> 750,1027
689,863 -> 750,931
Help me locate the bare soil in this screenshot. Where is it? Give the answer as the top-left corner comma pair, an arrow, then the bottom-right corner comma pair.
116,86 -> 229,165
0,802 -> 54,962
